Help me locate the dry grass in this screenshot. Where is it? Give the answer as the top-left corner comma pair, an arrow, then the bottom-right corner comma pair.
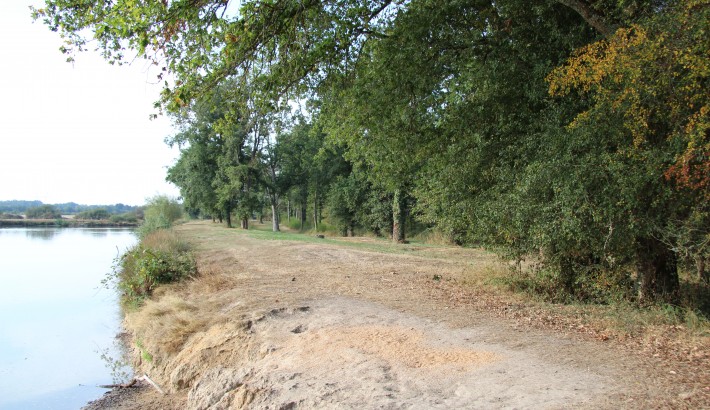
140,229 -> 191,254
121,221 -> 709,408
409,228 -> 456,246
123,260 -> 245,375
125,291 -> 207,359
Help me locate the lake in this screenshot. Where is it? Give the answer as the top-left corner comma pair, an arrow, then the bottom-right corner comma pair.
0,227 -> 137,409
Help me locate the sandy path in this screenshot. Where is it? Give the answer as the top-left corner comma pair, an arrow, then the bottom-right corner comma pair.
85,221 -> 703,409
186,297 -> 621,409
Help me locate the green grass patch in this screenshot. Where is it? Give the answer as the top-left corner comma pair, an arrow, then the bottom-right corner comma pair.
239,224 -> 448,258
136,339 -> 153,363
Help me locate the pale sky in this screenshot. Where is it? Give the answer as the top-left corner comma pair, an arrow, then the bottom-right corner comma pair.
0,1 -> 181,206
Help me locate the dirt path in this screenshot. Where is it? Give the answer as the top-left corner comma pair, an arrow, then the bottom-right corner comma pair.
84,221 -> 708,409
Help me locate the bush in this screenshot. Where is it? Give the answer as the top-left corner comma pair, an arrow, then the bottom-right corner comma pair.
110,212 -> 138,223
25,204 -> 61,219
287,218 -> 310,231
315,221 -> 337,234
138,195 -> 183,238
75,208 -> 110,220
111,229 -> 195,308
504,264 -> 636,305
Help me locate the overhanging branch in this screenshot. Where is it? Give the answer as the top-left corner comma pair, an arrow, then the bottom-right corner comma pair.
556,0 -> 617,37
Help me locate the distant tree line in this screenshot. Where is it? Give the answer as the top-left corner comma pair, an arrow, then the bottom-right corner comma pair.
0,200 -> 42,214
0,200 -> 139,215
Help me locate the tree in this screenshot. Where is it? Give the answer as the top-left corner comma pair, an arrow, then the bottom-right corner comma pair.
75,208 -> 110,220
25,204 -> 61,219
35,0 -> 708,304
167,87 -> 231,223
143,195 -> 183,223
167,79 -> 266,229
261,133 -> 282,232
31,0 -> 402,115
547,0 -> 710,302
277,116 -> 349,231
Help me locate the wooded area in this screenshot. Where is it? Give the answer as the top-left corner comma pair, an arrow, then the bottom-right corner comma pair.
33,0 -> 709,305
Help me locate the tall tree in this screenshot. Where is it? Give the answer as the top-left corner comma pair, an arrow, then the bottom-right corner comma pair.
35,0 -> 708,303
547,0 -> 710,301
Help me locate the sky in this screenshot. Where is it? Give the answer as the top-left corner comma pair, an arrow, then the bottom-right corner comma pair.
0,1 -> 181,206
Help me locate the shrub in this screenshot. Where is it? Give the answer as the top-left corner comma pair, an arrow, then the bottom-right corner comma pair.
112,229 -> 195,308
315,221 -> 337,234
25,204 -> 61,219
138,195 -> 183,238
287,218 -> 311,231
110,212 -> 138,223
75,208 -> 110,220
504,264 -> 636,305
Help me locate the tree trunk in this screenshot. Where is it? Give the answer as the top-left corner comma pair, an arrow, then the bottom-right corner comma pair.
313,190 -> 319,231
392,189 -> 406,243
241,217 -> 249,230
347,222 -> 354,237
225,212 -> 232,229
271,199 -> 280,232
636,237 -> 679,304
287,200 -> 291,223
558,256 -> 576,295
696,255 -> 708,283
300,204 -> 306,231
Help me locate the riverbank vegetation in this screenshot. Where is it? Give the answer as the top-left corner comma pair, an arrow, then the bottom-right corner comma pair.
137,196 -> 185,238
115,229 -> 195,309
112,196 -> 196,309
118,221 -> 710,408
34,1 -> 709,314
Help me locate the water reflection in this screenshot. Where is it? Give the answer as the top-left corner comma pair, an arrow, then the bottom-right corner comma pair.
24,228 -> 59,240
87,228 -> 136,238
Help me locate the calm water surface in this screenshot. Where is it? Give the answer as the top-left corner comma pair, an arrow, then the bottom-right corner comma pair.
0,228 -> 136,410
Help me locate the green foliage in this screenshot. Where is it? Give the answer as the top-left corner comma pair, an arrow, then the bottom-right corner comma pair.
36,0 -> 709,306
325,174 -> 363,236
287,218 -> 309,231
138,196 -> 183,238
135,339 -> 153,363
109,212 -> 139,224
111,229 -> 195,308
25,204 -> 61,219
166,81 -> 275,229
505,265 -> 637,305
75,208 -> 110,220
97,346 -> 132,385
0,200 -> 42,213
0,200 -> 138,215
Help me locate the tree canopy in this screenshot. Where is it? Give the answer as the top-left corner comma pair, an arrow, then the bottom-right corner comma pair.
33,0 -> 710,304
